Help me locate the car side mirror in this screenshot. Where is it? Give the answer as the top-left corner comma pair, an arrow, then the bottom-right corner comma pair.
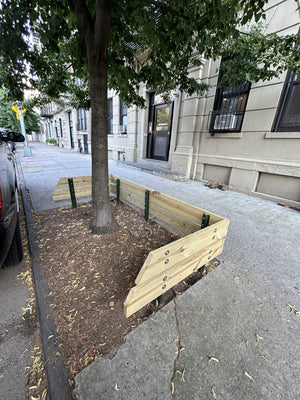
6,131 -> 25,142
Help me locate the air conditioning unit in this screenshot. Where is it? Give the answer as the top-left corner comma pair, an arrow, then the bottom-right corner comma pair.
214,114 -> 238,130
119,125 -> 127,134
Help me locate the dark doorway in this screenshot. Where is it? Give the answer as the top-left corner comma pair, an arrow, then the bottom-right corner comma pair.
68,111 -> 74,149
147,93 -> 173,161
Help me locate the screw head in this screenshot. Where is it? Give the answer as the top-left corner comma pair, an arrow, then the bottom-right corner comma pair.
163,276 -> 167,281
162,284 -> 166,290
165,259 -> 169,264
165,250 -> 169,256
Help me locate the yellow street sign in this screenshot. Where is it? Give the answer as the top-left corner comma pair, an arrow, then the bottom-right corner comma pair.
11,105 -> 26,120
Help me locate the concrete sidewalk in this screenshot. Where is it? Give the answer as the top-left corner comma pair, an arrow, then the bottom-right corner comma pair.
19,142 -> 300,399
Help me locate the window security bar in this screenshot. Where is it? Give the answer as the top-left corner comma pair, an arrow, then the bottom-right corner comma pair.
214,113 -> 238,130
208,110 -> 242,134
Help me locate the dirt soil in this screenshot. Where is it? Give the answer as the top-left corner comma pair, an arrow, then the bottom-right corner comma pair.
34,200 -> 218,390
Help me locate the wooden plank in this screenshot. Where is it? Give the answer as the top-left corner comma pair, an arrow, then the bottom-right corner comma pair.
109,175 -> 145,209
52,186 -> 92,201
149,202 -> 200,235
135,219 -> 229,285
52,189 -> 70,201
124,238 -> 225,317
113,176 -> 146,199
118,188 -> 145,210
109,174 -> 117,184
53,176 -> 92,201
109,174 -> 117,193
55,176 -> 92,188
149,190 -> 223,226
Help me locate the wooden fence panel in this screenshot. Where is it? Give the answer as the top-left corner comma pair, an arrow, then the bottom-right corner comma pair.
124,237 -> 226,317
149,190 -> 222,226
148,202 -> 200,235
135,219 -> 229,286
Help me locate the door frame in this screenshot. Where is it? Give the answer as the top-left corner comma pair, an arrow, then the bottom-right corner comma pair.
68,111 -> 74,149
83,134 -> 88,154
147,95 -> 174,161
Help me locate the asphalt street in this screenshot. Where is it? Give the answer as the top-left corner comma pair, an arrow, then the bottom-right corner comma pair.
0,251 -> 32,400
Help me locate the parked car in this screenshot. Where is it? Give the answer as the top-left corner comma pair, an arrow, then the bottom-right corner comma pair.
0,129 -> 25,267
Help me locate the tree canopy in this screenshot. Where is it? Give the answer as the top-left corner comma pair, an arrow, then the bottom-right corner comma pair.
0,0 -> 299,232
1,0 -> 299,106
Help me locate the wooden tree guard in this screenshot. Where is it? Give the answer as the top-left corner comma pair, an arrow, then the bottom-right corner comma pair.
109,175 -> 230,318
52,174 -> 230,318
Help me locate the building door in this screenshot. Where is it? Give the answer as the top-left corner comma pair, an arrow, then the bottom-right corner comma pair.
83,134 -> 88,154
147,94 -> 173,161
68,111 -> 74,149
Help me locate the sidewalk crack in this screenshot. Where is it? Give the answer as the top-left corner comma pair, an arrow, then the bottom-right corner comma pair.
170,296 -> 184,399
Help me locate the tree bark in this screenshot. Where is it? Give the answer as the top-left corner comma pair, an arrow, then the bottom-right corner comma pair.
71,0 -> 119,234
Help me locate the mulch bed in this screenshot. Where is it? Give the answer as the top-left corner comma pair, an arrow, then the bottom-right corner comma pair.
34,200 -> 218,390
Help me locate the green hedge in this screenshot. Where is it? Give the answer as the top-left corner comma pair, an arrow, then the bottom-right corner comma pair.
46,138 -> 57,144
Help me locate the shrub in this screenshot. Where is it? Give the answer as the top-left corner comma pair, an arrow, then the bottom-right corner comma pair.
46,138 -> 56,144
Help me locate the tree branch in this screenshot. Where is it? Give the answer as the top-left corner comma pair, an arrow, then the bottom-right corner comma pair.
68,0 -> 93,36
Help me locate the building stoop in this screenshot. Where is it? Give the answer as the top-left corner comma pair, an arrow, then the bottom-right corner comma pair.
120,161 -> 187,182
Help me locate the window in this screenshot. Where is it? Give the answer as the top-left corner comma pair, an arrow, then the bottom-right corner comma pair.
55,120 -> 58,138
119,99 -> 127,133
46,123 -> 51,138
77,109 -> 87,131
273,71 -> 300,132
210,58 -> 251,135
108,99 -> 113,134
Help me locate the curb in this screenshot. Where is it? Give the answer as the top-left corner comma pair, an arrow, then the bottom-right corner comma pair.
17,157 -> 73,400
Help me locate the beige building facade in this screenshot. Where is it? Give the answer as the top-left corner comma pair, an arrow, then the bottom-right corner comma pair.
40,0 -> 300,206
107,0 -> 300,207
40,101 -> 92,153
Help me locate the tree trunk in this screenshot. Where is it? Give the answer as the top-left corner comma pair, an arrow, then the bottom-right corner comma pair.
88,64 -> 118,234
84,0 -> 119,234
